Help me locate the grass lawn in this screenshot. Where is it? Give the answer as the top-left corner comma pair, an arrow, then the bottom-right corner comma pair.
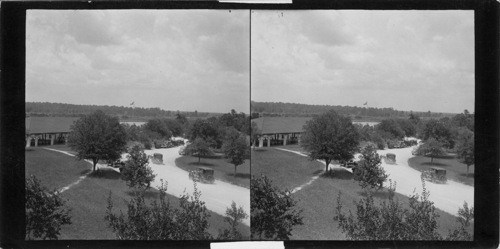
252,148 -> 472,240
26,147 -> 249,240
408,155 -> 474,186
25,147 -> 90,190
175,156 -> 250,189
251,148 -> 323,190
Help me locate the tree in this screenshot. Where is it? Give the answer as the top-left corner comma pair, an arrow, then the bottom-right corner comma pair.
414,138 -> 446,163
334,180 -> 441,240
420,119 -> 454,148
26,175 -> 72,240
222,128 -> 248,176
105,181 -> 212,240
353,146 -> 388,191
376,119 -> 405,139
218,201 -> 249,240
447,202 -> 474,240
188,119 -> 221,148
120,145 -> 156,190
144,118 -> 173,139
67,110 -> 127,172
184,137 -> 214,163
455,129 -> 474,177
300,110 -> 359,172
251,175 -> 303,240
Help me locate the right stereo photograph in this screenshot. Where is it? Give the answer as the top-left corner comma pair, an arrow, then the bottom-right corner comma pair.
250,10 -> 475,241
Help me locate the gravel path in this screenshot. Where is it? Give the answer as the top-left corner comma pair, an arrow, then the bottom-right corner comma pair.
141,146 -> 250,226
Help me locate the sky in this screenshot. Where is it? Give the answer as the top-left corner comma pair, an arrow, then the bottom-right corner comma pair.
26,10 -> 250,113
251,10 -> 474,114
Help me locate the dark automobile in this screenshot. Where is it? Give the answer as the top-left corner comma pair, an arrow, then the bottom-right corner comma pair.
421,167 -> 447,184
188,167 -> 215,184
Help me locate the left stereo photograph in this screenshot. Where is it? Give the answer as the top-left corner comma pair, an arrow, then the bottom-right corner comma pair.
25,9 -> 250,240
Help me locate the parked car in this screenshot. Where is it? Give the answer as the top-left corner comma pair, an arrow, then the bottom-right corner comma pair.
421,167 -> 447,184
384,153 -> 396,164
108,160 -> 125,172
188,167 -> 215,184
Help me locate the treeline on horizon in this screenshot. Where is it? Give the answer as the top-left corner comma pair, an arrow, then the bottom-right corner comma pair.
26,102 -> 221,119
251,101 -> 457,119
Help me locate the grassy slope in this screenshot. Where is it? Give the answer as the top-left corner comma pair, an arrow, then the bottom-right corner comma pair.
408,155 -> 474,186
26,146 -> 249,240
252,148 -> 472,240
175,156 -> 250,189
25,147 -> 89,190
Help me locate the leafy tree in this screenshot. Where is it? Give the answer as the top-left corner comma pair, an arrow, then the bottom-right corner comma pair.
414,138 -> 446,163
222,128 -> 248,176
420,119 -> 454,148
376,119 -> 405,139
218,201 -> 249,240
184,138 -> 214,163
353,146 -> 388,191
144,118 -> 173,139
251,175 -> 303,240
120,145 -> 156,190
26,175 -> 72,240
188,119 -> 221,148
455,129 -> 474,177
300,110 -> 359,172
334,180 -> 441,240
447,202 -> 474,240
452,110 -> 474,131
395,118 -> 417,137
67,110 -> 127,172
105,181 -> 212,240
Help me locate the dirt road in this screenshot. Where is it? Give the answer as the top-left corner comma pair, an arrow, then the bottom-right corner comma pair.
377,146 -> 474,216
140,146 -> 250,226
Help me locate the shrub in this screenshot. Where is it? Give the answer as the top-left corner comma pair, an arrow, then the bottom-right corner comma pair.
353,146 -> 388,191
334,180 -> 441,240
120,145 -> 156,190
26,175 -> 72,240
251,175 -> 303,240
217,201 -> 249,240
447,202 -> 474,240
105,181 -> 212,240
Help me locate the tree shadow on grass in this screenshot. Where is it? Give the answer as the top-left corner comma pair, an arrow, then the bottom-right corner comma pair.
320,169 -> 354,180
227,173 -> 251,179
312,169 -> 324,176
88,168 -> 121,180
188,162 -> 215,167
421,162 -> 448,167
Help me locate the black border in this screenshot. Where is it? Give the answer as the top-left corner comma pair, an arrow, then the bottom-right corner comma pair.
1,1 -> 498,248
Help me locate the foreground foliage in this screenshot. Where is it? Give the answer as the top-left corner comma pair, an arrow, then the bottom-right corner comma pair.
251,175 -> 303,240
217,201 -> 249,240
105,181 -> 212,240
26,175 -> 72,240
334,180 -> 473,240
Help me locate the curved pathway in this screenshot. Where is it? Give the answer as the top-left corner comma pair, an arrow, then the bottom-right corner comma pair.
141,146 -> 250,226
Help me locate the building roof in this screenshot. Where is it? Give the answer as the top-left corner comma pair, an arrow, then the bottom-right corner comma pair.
26,117 -> 79,134
252,117 -> 312,134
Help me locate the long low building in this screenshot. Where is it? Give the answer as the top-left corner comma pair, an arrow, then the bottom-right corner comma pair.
25,116 -> 79,147
251,117 -> 311,147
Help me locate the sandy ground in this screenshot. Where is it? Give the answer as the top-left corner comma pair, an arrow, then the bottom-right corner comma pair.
276,144 -> 474,216
137,145 -> 251,226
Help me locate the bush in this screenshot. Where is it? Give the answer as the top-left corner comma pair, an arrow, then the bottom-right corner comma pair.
105,181 -> 212,240
251,175 -> 303,240
353,146 -> 388,191
335,180 -> 441,240
217,201 -> 249,240
26,175 -> 72,240
120,145 -> 156,190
